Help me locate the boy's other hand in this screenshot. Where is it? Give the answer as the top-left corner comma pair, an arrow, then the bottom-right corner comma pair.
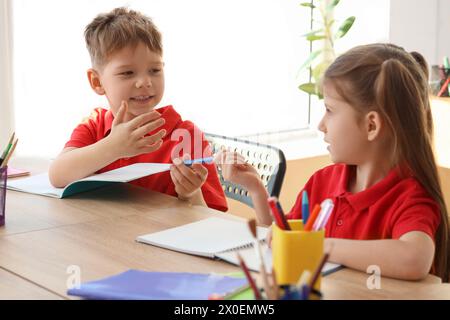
214,150 -> 262,192
108,100 -> 166,159
170,154 -> 208,201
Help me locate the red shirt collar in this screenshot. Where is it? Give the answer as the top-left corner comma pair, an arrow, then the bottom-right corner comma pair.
334,164 -> 403,212
103,105 -> 181,137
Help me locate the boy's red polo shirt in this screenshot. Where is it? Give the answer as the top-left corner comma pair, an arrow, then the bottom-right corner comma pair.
287,164 -> 441,241
64,105 -> 228,212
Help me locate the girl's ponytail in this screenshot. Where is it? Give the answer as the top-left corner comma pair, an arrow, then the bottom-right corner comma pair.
410,51 -> 429,78
409,51 -> 434,140
376,57 -> 449,281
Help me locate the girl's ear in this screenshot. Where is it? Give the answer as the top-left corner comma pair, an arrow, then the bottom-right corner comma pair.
87,68 -> 105,95
365,110 -> 382,142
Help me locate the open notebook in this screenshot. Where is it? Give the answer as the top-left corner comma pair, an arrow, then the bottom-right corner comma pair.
6,163 -> 171,198
136,217 -> 342,275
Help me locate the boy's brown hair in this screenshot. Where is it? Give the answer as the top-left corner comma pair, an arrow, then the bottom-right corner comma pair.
324,43 -> 450,282
84,7 -> 162,68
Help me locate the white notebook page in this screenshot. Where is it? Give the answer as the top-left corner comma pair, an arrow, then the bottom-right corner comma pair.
136,217 -> 268,257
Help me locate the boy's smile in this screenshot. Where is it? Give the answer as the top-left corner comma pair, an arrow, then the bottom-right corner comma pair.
130,95 -> 156,105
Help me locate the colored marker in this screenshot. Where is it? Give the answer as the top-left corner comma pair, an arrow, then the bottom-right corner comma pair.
268,197 -> 290,230
182,157 -> 214,166
275,199 -> 291,230
268,198 -> 285,229
314,199 -> 334,231
438,77 -> 450,97
304,204 -> 321,232
301,191 -> 310,224
444,56 -> 450,70
313,199 -> 333,231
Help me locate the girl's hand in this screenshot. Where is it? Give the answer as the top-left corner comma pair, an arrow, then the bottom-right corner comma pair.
214,150 -> 263,192
170,155 -> 208,201
107,101 -> 166,159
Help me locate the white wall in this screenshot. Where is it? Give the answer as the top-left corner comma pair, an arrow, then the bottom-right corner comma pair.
335,0 -> 390,51
389,0 -> 449,67
436,0 -> 450,65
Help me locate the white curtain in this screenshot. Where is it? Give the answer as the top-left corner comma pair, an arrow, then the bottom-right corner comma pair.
0,0 -> 14,147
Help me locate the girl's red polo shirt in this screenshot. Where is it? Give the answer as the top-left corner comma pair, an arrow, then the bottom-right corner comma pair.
64,105 -> 228,212
287,164 -> 441,241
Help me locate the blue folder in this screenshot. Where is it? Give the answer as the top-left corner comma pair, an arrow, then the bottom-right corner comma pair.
67,270 -> 248,300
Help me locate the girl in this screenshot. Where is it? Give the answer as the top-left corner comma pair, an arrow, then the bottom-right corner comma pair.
216,43 -> 450,282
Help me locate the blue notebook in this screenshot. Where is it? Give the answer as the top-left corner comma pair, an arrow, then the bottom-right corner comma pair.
67,270 -> 248,300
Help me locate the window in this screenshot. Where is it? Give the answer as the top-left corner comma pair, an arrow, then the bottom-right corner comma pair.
11,0 -> 311,157
11,0 -> 390,158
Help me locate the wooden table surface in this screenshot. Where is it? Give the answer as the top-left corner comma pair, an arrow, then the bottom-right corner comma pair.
1,158 -> 450,300
0,268 -> 63,300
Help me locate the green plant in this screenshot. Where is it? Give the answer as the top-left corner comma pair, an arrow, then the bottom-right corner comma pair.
298,0 -> 355,98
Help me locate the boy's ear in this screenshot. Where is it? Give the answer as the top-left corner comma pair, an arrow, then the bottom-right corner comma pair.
365,111 -> 382,142
87,68 -> 105,95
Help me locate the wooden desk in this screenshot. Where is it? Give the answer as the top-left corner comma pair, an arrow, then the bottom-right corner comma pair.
1,180 -> 191,236
323,268 -> 450,300
0,183 -> 251,300
0,268 -> 62,300
1,172 -> 450,299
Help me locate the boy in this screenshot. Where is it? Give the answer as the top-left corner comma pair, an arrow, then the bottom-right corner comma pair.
49,7 -> 227,211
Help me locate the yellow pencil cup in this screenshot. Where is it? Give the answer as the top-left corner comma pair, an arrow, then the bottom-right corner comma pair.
272,220 -> 324,290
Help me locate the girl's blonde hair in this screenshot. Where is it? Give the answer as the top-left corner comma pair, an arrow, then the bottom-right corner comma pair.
324,43 -> 450,282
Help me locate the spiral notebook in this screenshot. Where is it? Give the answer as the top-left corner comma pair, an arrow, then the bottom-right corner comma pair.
136,217 -> 267,259
136,217 -> 342,275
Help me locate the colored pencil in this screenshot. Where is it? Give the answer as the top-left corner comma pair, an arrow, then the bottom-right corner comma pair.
236,253 -> 262,300
0,138 -> 18,168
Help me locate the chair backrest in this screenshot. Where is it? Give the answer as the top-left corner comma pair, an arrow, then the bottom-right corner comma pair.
205,133 -> 286,208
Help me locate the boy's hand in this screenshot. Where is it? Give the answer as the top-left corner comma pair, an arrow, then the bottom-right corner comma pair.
214,150 -> 262,192
107,101 -> 166,159
170,155 -> 208,201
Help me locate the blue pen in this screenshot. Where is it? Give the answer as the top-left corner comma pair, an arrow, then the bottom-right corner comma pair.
444,56 -> 450,70
183,156 -> 214,167
302,190 -> 310,224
